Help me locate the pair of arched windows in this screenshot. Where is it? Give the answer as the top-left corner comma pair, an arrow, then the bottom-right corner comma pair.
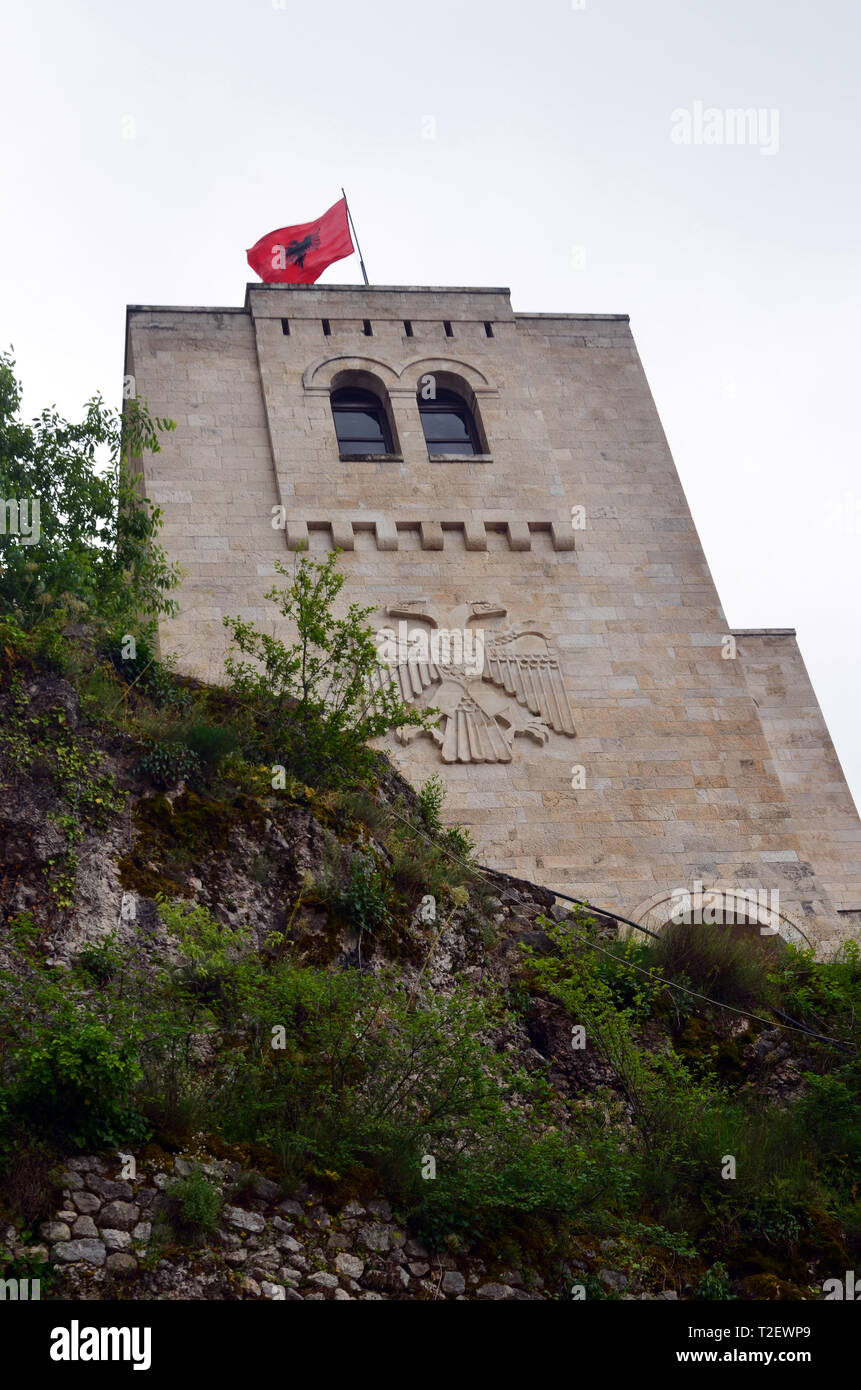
331,384 -> 481,458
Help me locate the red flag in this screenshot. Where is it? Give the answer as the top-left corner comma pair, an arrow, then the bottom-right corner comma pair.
246,198 -> 354,284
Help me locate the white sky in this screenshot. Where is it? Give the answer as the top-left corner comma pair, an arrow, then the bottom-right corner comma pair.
2,0 -> 859,805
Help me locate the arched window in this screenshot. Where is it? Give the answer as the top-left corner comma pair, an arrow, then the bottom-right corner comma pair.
417,387 -> 479,456
331,387 -> 393,456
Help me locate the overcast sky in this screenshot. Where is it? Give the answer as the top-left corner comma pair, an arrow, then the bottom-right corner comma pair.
2,0 -> 859,805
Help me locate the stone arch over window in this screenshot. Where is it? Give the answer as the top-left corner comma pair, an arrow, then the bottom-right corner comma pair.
409,366 -> 491,457
303,354 -> 400,392
327,367 -> 400,459
623,886 -> 814,950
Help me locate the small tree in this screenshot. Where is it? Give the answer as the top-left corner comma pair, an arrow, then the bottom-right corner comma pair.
223,551 -> 431,786
0,350 -> 180,642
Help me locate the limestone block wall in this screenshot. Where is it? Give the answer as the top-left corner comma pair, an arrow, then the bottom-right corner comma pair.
124,307 -> 285,671
124,285 -> 860,954
734,630 -> 861,923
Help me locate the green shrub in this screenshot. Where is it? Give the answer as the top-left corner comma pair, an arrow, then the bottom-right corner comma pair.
77,660 -> 125,727
155,895 -> 253,1033
694,1262 -> 734,1299
412,1126 -> 632,1249
645,922 -> 778,1009
333,786 -> 391,837
417,775 -> 446,832
339,849 -> 391,942
110,637 -> 192,715
797,1063 -> 861,1175
180,720 -> 240,777
0,351 -> 180,640
416,774 -> 475,862
768,939 -> 861,1037
12,1018 -> 148,1150
223,551 -> 431,787
136,740 -> 203,789
75,935 -> 122,987
165,1169 -> 223,1242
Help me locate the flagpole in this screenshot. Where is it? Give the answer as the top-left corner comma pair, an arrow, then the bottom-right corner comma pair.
341,187 -> 370,286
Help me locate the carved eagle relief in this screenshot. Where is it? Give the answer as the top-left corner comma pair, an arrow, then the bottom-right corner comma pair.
373,600 -> 575,764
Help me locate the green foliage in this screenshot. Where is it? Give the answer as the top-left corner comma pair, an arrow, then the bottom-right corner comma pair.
75,935 -> 122,987
0,1138 -> 61,1227
797,1060 -> 861,1180
76,658 -> 126,727
0,350 -> 180,642
200,959 -> 621,1241
134,717 -> 240,795
0,921 -> 149,1161
0,897 -> 630,1251
1,852 -> 859,1284
694,1262 -> 734,1299
0,1247 -> 55,1296
384,779 -> 475,910
546,917 -> 671,1019
528,915 -> 692,1151
110,636 -> 193,715
337,847 -> 391,941
415,1125 -> 631,1248
154,895 -> 254,1033
136,739 -> 203,790
322,782 -> 476,931
164,1168 -> 223,1242
180,720 -> 240,777
416,774 -> 446,831
52,734 -> 126,827
416,774 -> 475,862
223,551 -> 432,787
767,938 -> 861,1040
522,912 -> 861,1278
645,921 -> 777,1009
158,895 -> 253,975
10,1018 -> 148,1150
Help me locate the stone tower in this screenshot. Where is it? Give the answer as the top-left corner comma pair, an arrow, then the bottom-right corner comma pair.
124,284 -> 861,954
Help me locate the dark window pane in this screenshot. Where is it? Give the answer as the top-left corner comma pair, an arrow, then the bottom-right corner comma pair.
421,409 -> 471,442
417,388 -> 480,456
338,437 -> 389,455
426,438 -> 475,456
331,386 -> 391,452
334,408 -> 385,441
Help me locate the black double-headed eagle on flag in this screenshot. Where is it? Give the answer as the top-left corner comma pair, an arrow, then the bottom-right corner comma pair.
373,600 -> 575,763
284,230 -> 320,269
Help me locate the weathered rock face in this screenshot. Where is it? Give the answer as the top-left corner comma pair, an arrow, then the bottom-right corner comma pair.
52,1238 -> 107,1267
0,783 -> 66,872
0,675 -> 128,958
97,1200 -> 139,1231
0,665 -> 575,998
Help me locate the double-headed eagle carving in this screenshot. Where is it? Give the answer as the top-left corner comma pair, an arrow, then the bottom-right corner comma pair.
374,600 -> 575,764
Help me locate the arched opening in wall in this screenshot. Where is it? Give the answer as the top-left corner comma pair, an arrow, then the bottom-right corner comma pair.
330,371 -> 398,458
621,887 -> 813,1013
415,371 -> 487,457
646,918 -> 788,1011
